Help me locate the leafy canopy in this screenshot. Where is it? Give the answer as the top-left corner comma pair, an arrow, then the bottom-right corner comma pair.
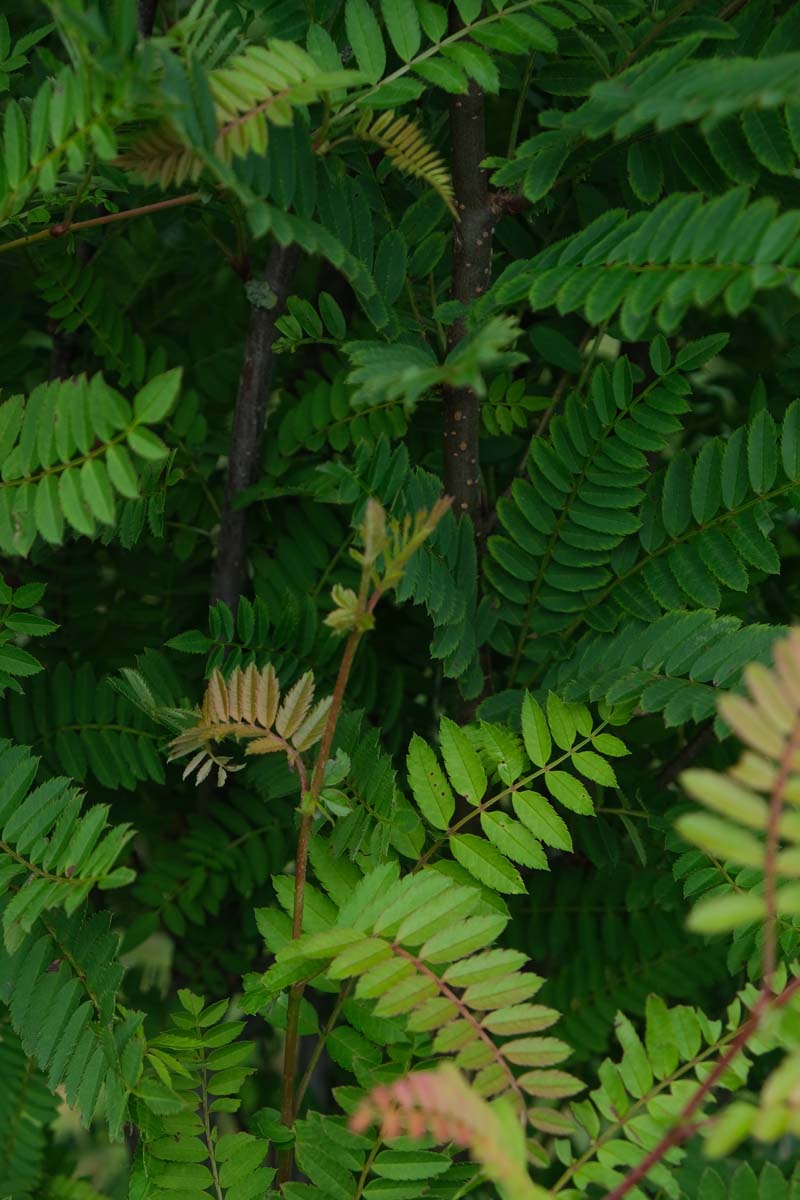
4,1 -> 800,1199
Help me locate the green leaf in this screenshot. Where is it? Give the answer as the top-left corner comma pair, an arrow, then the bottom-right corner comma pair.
545,771 -> 593,815
380,0 -> 421,61
439,717 -> 486,805
614,1012 -> 652,1098
569,751 -> 617,787
406,734 -> 454,829
346,0 -> 386,83
4,100 -> 27,189
687,891 -> 766,934
781,399 -> 800,479
545,693 -> 575,750
133,368 -> 182,424
166,629 -> 213,653
674,333 -> 729,371
127,427 -> 169,460
747,409 -> 778,493
450,833 -> 525,894
649,335 -> 670,375
106,444 -> 140,499
523,138 -> 571,204
372,1150 -> 451,1180
676,812 -> 764,867
662,450 -> 692,537
33,475 -> 63,544
0,645 -> 42,677
59,469 -> 94,535
591,733 -> 628,757
480,811 -> 548,870
512,791 -> 572,851
80,460 -> 115,524
521,693 -> 552,766
374,230 -> 407,307
319,292 -> 347,340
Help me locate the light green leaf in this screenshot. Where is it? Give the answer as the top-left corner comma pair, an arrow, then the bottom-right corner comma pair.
591,733 -> 628,757
373,1150 -> 451,1180
439,717 -> 486,805
80,459 -> 115,524
58,469 -> 95,536
33,475 -> 63,544
512,791 -> 572,851
545,771 -> 593,815
704,1103 -> 755,1158
569,751 -> 617,788
133,368 -> 182,424
614,1012 -> 652,1098
106,444 -> 140,499
521,693 -> 551,766
450,833 -> 525,894
406,735 -> 454,830
676,812 -> 764,868
480,812 -> 548,870
127,428 -> 169,460
546,693 -> 575,750
687,891 -> 766,934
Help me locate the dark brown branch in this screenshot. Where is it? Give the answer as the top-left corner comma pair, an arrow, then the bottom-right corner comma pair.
656,720 -> 715,788
137,0 -> 159,36
442,10 -> 493,540
211,242 -> 299,613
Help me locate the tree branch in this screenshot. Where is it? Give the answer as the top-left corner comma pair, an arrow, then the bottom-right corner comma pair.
137,0 -> 159,36
442,11 -> 492,540
656,720 -> 714,789
0,192 -> 203,257
211,242 -> 299,613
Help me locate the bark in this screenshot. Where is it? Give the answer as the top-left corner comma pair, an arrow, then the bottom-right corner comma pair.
211,242 -> 299,612
443,67 -> 492,539
137,0 -> 158,36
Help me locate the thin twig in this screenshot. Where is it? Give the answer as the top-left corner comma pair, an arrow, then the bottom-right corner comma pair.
293,983 -> 353,1116
0,192 -> 202,256
276,622 -> 367,1184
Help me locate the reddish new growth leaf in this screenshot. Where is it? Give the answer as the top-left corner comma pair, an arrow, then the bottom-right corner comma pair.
351,1065 -> 544,1200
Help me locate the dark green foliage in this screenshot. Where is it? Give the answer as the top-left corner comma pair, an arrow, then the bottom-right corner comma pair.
0,1023 -> 58,1199
5,0 -> 800,1196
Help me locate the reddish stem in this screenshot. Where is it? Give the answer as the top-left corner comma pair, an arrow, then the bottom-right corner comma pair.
393,945 -> 525,1113
603,978 -> 800,1200
276,625 -> 365,1184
